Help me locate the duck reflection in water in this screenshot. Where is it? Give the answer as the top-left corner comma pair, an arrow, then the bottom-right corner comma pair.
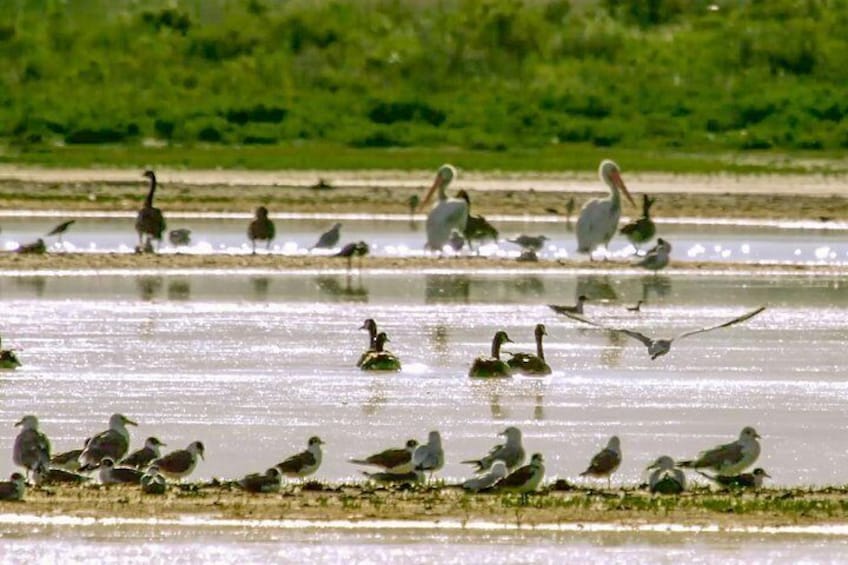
425,274 -> 470,304
362,379 -> 388,417
641,275 -> 672,300
15,276 -> 47,298
577,274 -> 618,302
167,279 -> 191,301
512,276 -> 545,298
315,275 -> 369,303
137,276 -> 163,301
429,324 -> 450,356
250,277 -> 270,300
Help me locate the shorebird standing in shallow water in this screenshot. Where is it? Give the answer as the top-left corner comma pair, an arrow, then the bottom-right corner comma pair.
79,413 -> 138,470
548,295 -> 588,316
647,456 -> 686,494
412,431 -> 444,478
462,427 -> 525,473
679,427 -> 761,475
635,238 -> 671,273
508,235 -> 549,252
13,415 -> 51,481
561,306 -> 766,360
276,436 -> 324,479
580,436 -> 622,489
468,331 -> 513,378
335,241 -> 369,271
351,439 -> 420,474
248,206 -> 275,253
0,473 -> 26,501
137,170 -> 166,251
153,441 -> 205,480
697,467 -> 771,490
576,160 -> 635,259
507,324 -> 552,376
418,164 -> 467,252
46,219 -> 75,243
120,437 -> 166,469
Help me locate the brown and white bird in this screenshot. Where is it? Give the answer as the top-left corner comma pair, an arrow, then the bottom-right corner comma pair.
350,439 -> 419,474
153,441 -> 205,480
140,465 -> 167,495
79,413 -> 137,470
507,324 -> 552,376
580,436 -> 622,489
0,473 -> 26,501
50,438 -> 90,472
248,206 -> 276,253
679,427 -> 761,475
120,437 -> 167,469
238,467 -> 282,493
697,467 -> 771,490
493,453 -> 545,498
462,427 -> 525,473
99,458 -> 144,485
276,436 -> 324,479
136,170 -> 166,249
13,415 -> 51,481
33,463 -> 90,485
647,455 -> 686,495
548,295 -> 588,316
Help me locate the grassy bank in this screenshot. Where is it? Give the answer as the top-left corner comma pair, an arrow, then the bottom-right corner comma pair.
2,0 -> 848,168
6,483 -> 848,528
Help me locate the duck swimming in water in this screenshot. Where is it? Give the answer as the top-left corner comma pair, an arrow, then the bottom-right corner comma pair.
360,332 -> 402,372
0,335 -> 21,369
468,331 -> 513,378
507,324 -> 552,376
356,319 -> 378,367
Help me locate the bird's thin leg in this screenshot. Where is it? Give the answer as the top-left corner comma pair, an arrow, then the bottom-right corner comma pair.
266,240 -> 271,250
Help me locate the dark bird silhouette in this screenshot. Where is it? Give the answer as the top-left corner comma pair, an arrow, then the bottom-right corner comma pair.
136,170 -> 166,250
311,223 -> 342,250
336,241 -> 369,270
248,206 -> 276,253
620,194 -> 656,249
17,239 -> 46,254
46,220 -> 75,242
455,190 -> 498,252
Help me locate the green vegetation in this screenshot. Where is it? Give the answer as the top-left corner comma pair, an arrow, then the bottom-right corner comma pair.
1,0 -> 847,170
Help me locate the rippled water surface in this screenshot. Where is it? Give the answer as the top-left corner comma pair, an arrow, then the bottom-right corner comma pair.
2,215 -> 848,264
1,267 -> 846,562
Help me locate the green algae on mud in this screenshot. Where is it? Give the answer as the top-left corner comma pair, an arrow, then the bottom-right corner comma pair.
6,483 -> 848,528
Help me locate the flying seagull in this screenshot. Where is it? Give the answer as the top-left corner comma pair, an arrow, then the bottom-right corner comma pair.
678,426 -> 761,475
560,306 -> 766,360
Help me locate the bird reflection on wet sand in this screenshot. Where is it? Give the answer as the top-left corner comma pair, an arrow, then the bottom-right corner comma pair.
362,379 -> 388,416
14,276 -> 47,298
600,330 -> 626,368
429,324 -> 450,356
642,275 -> 672,300
250,277 -> 271,300
137,276 -> 163,301
425,274 -> 470,304
577,274 -> 618,302
315,276 -> 369,303
167,279 -> 191,301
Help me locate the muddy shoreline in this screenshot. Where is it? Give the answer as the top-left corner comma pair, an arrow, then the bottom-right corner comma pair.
3,483 -> 848,529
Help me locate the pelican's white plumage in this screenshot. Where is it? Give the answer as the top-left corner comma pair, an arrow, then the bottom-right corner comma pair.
576,160 -> 635,257
420,164 -> 467,251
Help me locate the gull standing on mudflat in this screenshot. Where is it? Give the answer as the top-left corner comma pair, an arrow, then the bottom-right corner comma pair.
239,467 -> 282,493
679,426 -> 761,475
493,453 -> 545,498
33,463 -> 90,485
412,431 -> 444,477
120,437 -> 167,469
561,306 -> 766,360
418,164 -> 467,252
99,458 -> 144,485
634,238 -> 671,273
462,426 -> 525,473
576,159 -> 635,258
311,223 -> 342,250
141,465 -> 167,495
50,438 -> 90,472
0,473 -> 26,501
350,439 -> 419,473
697,467 -> 771,490
462,460 -> 508,492
154,440 -> 205,480
647,455 -> 686,494
548,295 -> 588,316
276,436 -> 324,479
580,436 -> 622,489
79,413 -> 138,470
13,415 -> 51,481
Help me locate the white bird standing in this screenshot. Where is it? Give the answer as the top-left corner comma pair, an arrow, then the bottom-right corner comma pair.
679,426 -> 761,475
412,430 -> 444,477
576,160 -> 635,258
419,164 -> 468,252
462,427 -> 525,473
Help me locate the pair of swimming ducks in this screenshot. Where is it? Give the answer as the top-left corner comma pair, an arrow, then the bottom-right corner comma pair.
356,319 -> 550,377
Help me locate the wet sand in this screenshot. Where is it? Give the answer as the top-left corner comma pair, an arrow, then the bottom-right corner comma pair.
0,168 -> 847,220
0,252 -> 843,274
4,483 -> 848,528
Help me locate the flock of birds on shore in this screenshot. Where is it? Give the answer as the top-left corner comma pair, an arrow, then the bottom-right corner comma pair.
2,412 -> 770,502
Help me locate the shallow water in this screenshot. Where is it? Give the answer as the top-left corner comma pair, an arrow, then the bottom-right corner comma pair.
2,215 -> 847,264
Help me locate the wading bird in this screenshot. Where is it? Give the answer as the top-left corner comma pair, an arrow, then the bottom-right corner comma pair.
576,160 -> 635,258
419,164 -> 467,252
46,220 -> 75,243
455,189 -> 498,252
248,206 -> 275,253
507,324 -> 552,376
468,331 -> 513,378
137,170 -> 166,250
336,241 -> 369,271
561,306 -> 766,360
635,238 -> 671,273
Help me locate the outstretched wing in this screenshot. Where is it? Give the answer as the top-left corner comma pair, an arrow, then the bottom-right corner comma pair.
561,312 -> 654,347
675,307 -> 766,342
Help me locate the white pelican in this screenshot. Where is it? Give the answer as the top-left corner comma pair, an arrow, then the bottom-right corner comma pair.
576,160 -> 635,258
419,164 -> 467,251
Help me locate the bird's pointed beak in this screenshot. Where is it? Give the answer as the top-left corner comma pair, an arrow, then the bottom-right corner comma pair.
14,418 -> 22,427
125,418 -> 138,426
612,171 -> 635,207
645,461 -> 659,470
420,174 -> 444,209
764,471 -> 772,478
754,432 -> 761,439
358,322 -> 368,330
